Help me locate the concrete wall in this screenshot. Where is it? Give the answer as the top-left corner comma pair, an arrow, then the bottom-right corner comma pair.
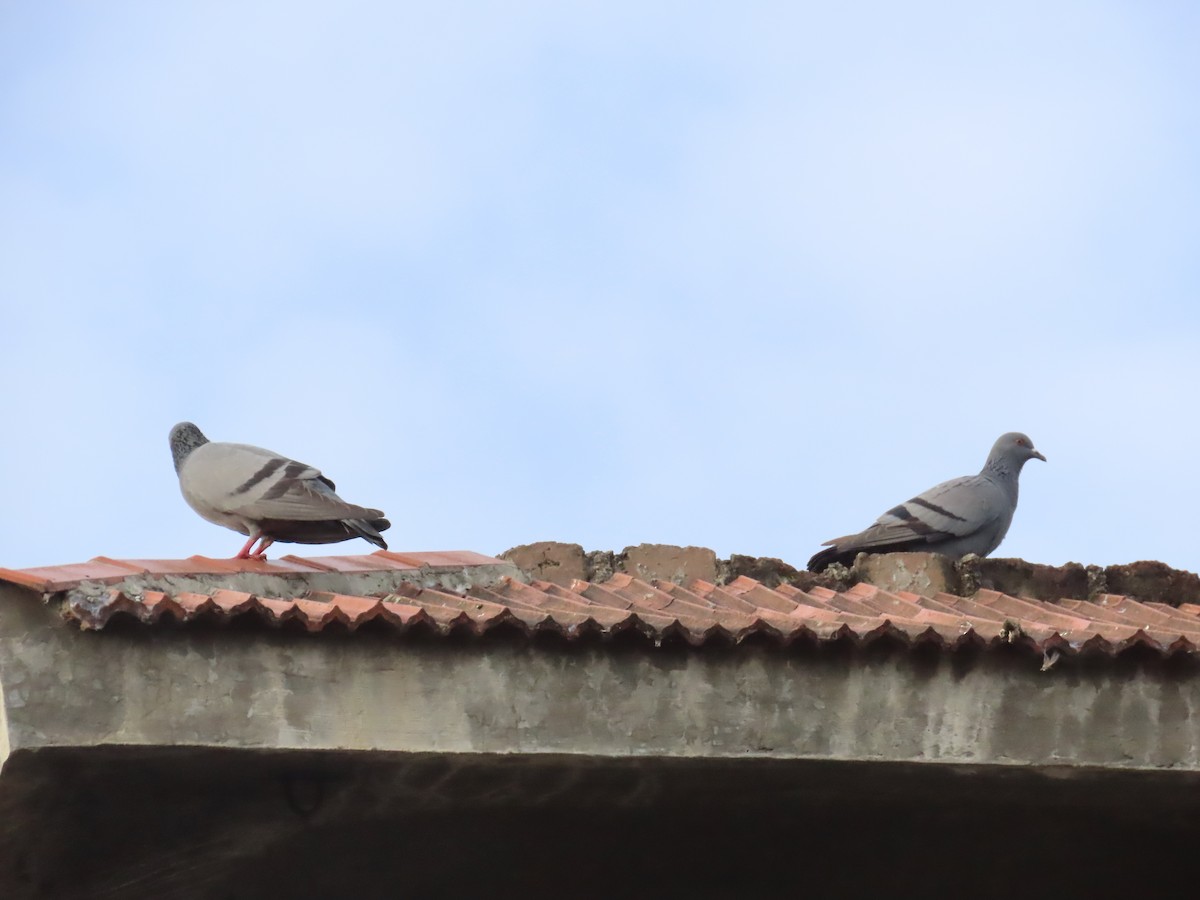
2,584 -> 1198,771
4,583 -> 1200,898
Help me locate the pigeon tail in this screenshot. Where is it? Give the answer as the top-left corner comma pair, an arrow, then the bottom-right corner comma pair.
344,517 -> 390,550
253,517 -> 390,548
807,546 -> 846,573
808,542 -> 916,572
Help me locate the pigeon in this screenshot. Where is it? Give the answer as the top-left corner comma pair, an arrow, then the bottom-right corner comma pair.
169,422 -> 390,559
807,432 -> 1045,572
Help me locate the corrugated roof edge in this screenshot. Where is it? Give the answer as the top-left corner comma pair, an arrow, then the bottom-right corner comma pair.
5,549 -> 1200,665
45,573 -> 1200,665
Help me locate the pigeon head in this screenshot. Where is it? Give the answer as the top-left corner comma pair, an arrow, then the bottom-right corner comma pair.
169,422 -> 209,473
986,432 -> 1046,474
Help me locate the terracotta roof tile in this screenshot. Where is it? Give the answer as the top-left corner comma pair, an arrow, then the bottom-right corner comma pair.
282,554 -> 408,574
4,552 -> 1200,664
0,559 -> 145,592
384,550 -> 503,567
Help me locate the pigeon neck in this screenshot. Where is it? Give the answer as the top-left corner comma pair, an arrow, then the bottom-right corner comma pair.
982,455 -> 1021,499
171,433 -> 208,473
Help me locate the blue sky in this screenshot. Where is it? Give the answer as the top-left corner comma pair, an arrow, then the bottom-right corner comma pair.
3,1 -> 1200,571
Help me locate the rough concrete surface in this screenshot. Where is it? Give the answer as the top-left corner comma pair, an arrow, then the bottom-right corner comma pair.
67,559 -> 527,608
1103,559 -> 1200,604
853,551 -> 958,596
622,543 -> 718,584
3,585 -> 1198,768
498,540 -> 588,586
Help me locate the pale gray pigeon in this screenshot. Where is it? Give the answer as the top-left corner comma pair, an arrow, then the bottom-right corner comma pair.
169,422 -> 390,559
807,432 -> 1045,572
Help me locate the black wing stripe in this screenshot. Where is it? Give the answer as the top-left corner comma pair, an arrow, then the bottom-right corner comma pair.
909,496 -> 969,522
233,457 -> 286,495
884,504 -> 952,539
263,461 -> 310,499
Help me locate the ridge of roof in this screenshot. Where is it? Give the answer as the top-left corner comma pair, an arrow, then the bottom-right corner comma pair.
0,550 -> 504,594
6,568 -> 1199,666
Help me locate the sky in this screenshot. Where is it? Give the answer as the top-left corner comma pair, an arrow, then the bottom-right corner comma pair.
3,1 -> 1200,572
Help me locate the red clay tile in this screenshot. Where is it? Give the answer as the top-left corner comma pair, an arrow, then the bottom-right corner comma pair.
138,590 -> 184,621
120,558 -> 236,576
462,585 -> 548,616
383,550 -> 504,568
739,585 -> 804,615
4,559 -> 141,592
534,582 -> 608,609
862,595 -> 931,619
574,582 -> 636,611
247,556 -> 344,573
804,585 -> 842,602
495,583 -> 619,625
911,608 -> 977,628
603,574 -> 677,611
608,607 -> 671,633
1161,635 -> 1199,653
773,584 -> 841,612
0,567 -> 57,592
183,556 -> 287,574
844,582 -> 880,599
487,579 -> 562,609
376,600 -> 431,627
289,555 -> 402,574
404,588 -> 512,623
257,598 -> 299,623
975,593 -> 1097,631
12,550 -> 1200,663
820,593 -> 890,618
292,598 -> 346,630
174,591 -> 220,616
931,594 -> 1013,623
501,584 -> 633,629
352,551 -> 420,570
687,580 -> 762,615
305,593 -> 385,629
89,557 -> 154,575
209,590 -> 258,616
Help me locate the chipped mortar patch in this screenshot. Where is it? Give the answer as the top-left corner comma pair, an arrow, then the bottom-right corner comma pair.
61,563 -> 528,607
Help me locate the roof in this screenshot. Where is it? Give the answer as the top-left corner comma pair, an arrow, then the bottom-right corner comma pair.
3,551 -> 1200,664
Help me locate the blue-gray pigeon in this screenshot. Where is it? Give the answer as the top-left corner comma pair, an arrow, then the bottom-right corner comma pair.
807,432 -> 1045,572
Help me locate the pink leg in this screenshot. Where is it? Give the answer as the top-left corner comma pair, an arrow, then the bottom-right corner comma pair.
234,534 -> 260,559
250,537 -> 274,559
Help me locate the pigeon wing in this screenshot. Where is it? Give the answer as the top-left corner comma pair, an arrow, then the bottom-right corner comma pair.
840,475 -> 1002,549
817,475 -> 1008,561
186,442 -> 384,523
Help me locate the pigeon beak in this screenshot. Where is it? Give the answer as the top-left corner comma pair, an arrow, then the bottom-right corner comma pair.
1032,450 -> 1047,462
